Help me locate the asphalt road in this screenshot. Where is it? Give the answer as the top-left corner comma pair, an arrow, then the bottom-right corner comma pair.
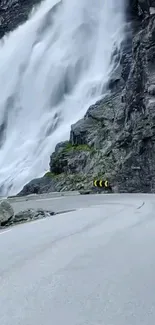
0,193 -> 155,324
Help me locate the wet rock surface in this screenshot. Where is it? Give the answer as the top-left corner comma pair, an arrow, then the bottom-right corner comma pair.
0,0 -> 62,39
0,0 -> 41,38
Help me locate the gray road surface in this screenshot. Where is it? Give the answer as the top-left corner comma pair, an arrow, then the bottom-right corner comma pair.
0,193 -> 155,324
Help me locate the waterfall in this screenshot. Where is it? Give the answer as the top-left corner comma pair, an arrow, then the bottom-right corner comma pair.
0,0 -> 125,195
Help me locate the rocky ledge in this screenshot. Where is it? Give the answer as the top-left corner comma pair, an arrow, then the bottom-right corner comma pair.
17,1 -> 155,195
0,199 -> 55,228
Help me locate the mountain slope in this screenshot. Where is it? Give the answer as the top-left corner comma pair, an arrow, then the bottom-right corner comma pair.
18,1 -> 155,195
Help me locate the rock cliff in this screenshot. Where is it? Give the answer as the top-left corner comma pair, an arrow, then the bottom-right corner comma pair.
2,0 -> 155,195
0,0 -> 42,38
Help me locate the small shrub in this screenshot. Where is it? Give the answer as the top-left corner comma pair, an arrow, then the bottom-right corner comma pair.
63,143 -> 93,153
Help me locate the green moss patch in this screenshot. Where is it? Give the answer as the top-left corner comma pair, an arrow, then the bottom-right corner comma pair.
63,143 -> 93,153
44,171 -> 58,178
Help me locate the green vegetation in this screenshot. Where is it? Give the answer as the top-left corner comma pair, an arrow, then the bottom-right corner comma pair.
44,171 -> 68,178
44,171 -> 57,178
62,142 -> 93,153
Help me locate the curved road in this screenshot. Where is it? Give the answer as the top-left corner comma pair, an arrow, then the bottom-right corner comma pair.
0,193 -> 155,324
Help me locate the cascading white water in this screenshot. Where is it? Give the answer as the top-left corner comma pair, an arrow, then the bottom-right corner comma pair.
0,0 -> 125,196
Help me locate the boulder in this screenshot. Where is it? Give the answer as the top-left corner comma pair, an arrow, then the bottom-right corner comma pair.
0,200 -> 14,226
1,208 -> 55,228
17,176 -> 55,196
13,209 -> 55,224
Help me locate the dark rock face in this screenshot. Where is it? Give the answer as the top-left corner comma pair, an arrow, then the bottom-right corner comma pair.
0,0 -> 42,38
0,0 -> 62,39
16,0 -> 155,195
17,175 -> 55,196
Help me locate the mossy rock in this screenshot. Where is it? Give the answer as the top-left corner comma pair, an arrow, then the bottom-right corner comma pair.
62,143 -> 94,153
44,171 -> 58,178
